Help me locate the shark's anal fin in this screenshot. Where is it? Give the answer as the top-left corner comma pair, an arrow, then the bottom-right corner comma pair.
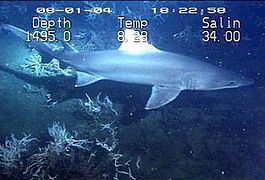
75,71 -> 103,87
145,85 -> 182,110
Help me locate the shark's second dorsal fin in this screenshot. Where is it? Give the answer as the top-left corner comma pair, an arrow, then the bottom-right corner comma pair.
118,29 -> 160,54
62,41 -> 78,53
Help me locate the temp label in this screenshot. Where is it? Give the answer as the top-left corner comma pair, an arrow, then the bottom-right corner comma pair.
117,16 -> 149,43
201,16 -> 241,43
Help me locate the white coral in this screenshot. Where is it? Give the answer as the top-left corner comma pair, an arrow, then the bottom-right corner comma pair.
0,134 -> 37,170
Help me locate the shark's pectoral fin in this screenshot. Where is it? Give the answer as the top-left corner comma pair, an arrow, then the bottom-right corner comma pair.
145,86 -> 182,110
75,71 -> 103,87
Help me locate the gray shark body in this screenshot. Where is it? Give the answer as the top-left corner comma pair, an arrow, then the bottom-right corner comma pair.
2,24 -> 254,109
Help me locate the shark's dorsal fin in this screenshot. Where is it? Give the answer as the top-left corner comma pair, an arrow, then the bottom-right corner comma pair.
118,29 -> 160,54
62,41 -> 78,53
75,71 -> 103,87
145,85 -> 182,110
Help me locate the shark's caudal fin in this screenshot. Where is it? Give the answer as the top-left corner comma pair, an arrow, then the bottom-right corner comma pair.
2,24 -> 57,58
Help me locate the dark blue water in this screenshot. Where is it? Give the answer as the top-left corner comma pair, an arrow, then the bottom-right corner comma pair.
0,1 -> 264,180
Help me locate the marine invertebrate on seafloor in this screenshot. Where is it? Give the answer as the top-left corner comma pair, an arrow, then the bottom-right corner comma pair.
22,53 -> 75,77
48,122 -> 92,155
0,134 -> 37,174
23,122 -> 92,179
0,121 -> 136,179
79,92 -> 118,117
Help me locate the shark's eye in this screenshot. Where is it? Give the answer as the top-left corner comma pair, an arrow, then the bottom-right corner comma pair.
228,81 -> 236,86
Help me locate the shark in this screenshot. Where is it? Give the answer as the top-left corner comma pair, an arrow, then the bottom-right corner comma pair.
2,24 -> 254,110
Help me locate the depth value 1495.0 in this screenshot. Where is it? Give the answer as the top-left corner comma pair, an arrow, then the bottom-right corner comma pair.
26,30 -> 71,42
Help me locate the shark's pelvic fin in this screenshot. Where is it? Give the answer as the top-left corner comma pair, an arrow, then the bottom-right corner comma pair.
61,41 -> 79,53
75,71 -> 103,87
118,29 -> 160,54
145,85 -> 182,110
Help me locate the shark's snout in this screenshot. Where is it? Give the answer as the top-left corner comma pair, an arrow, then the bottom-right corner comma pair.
224,75 -> 254,89
225,72 -> 254,87
238,76 -> 254,86
205,71 -> 254,90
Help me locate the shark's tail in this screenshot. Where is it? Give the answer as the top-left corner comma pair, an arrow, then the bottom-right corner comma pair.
2,24 -> 57,58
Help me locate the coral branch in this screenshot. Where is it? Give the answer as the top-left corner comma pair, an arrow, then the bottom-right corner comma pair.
0,134 -> 37,174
